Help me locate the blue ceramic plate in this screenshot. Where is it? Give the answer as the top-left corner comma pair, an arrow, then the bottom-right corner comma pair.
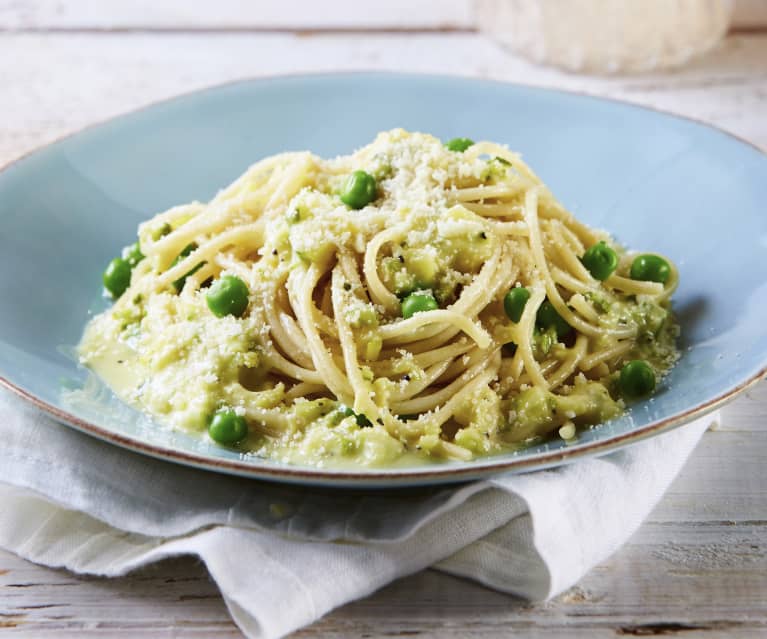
1,73 -> 766,487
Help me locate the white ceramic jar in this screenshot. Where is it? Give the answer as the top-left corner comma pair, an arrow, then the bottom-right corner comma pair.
475,0 -> 734,73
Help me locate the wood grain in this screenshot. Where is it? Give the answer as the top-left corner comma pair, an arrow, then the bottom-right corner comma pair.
0,382 -> 767,639
1,0 -> 764,31
1,32 -> 766,173
0,0 -> 473,31
1,382 -> 764,637
0,17 -> 765,639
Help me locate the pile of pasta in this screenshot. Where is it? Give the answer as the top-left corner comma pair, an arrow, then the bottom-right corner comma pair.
82,130 -> 678,464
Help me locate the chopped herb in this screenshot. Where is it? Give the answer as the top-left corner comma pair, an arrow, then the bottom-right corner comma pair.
171,243 -> 204,292
151,222 -> 172,241
337,404 -> 373,428
286,208 -> 303,224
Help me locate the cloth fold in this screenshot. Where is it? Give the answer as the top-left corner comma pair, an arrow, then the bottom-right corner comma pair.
0,389 -> 713,639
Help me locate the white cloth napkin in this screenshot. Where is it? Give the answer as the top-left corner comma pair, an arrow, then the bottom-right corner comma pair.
0,388 -> 713,638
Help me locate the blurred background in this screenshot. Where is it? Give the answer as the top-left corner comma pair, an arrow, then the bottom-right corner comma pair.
3,0 -> 766,168
5,0 -> 766,32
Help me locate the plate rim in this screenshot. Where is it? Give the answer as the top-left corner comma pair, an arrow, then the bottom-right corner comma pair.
1,371 -> 763,486
2,70 -> 766,177
1,71 -> 766,486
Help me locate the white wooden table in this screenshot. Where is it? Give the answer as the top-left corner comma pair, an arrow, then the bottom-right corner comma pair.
1,3 -> 766,637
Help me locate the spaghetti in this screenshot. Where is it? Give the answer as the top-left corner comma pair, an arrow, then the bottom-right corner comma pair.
80,130 -> 679,466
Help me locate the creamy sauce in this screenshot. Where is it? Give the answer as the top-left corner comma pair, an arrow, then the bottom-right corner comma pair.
80,324 -> 147,404
79,330 -> 486,468
78,131 -> 679,468
79,328 -> 530,469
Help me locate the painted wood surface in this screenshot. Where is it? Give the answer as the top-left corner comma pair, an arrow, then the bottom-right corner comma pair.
2,32 -> 766,169
1,383 -> 765,637
1,7 -> 766,637
1,0 -> 765,30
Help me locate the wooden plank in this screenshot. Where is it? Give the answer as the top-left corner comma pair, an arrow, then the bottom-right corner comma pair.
1,522 -> 765,636
2,0 -> 765,31
714,381 -> 767,431
0,24 -> 765,639
0,385 -> 764,637
0,0 -> 473,30
0,553 -> 238,637
1,32 -> 766,174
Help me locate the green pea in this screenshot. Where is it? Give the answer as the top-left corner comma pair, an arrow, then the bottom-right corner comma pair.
340,170 -> 377,209
338,405 -> 373,428
503,287 -> 530,323
630,254 -> 670,284
122,241 -> 144,268
445,137 -> 474,152
208,409 -> 248,445
172,243 -> 203,292
103,257 -> 132,298
151,222 -> 172,240
401,291 -> 438,319
581,241 -> 618,281
619,360 -> 656,399
536,300 -> 572,339
206,275 -> 249,318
